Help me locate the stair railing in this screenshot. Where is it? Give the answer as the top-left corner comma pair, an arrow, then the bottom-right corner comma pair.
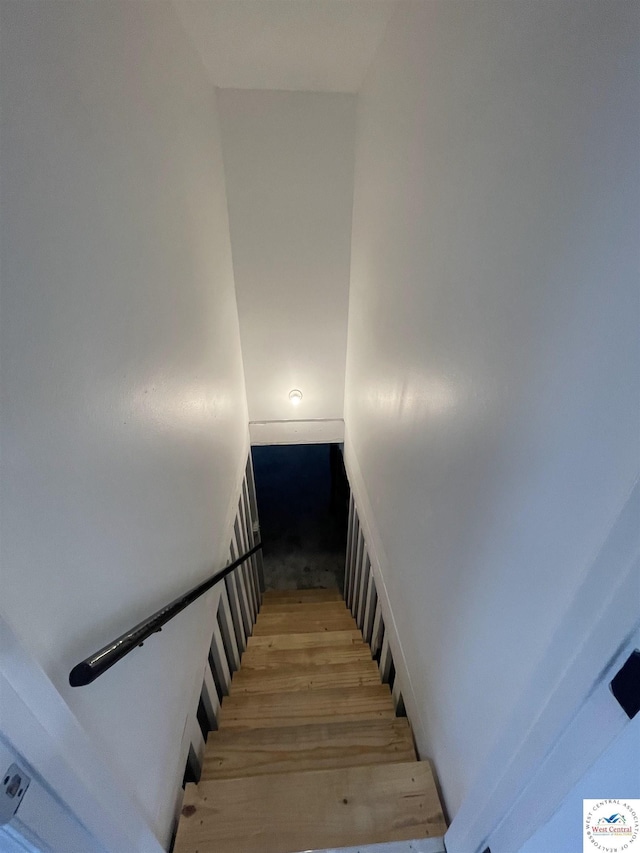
68,541 -> 262,687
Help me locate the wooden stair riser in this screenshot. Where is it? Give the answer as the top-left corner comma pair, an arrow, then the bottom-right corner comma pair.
259,601 -> 350,615
252,614 -> 358,636
247,630 -> 363,650
201,718 -> 416,780
219,684 -> 396,730
239,644 -> 373,671
229,660 -> 381,694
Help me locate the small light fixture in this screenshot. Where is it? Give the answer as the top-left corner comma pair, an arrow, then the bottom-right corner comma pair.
288,389 -> 303,406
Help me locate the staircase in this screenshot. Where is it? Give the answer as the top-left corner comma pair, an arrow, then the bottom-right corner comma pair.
174,588 -> 446,853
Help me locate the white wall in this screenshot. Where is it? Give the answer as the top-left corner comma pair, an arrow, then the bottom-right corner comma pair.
172,0 -> 397,94
218,89 -> 355,435
518,714 -> 640,853
0,1 -> 248,846
345,0 -> 639,826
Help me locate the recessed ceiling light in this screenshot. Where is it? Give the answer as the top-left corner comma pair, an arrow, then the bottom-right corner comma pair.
289,389 -> 303,406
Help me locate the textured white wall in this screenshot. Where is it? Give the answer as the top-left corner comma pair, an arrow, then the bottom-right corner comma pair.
0,2 -> 248,845
345,0 -> 639,822
218,89 -> 355,432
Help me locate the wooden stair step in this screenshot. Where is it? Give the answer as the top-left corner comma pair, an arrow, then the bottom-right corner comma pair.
240,643 -> 372,670
262,588 -> 343,603
259,600 -> 349,615
201,718 -> 416,780
247,629 -> 363,650
219,684 -> 395,730
174,761 -> 447,853
229,659 -> 381,694
253,612 -> 357,636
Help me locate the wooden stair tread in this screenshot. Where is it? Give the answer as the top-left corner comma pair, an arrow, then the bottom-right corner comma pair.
174,761 -> 447,853
201,718 -> 416,780
247,629 -> 363,650
259,600 -> 349,615
174,584 -> 448,851
253,613 -> 358,636
262,588 -> 343,603
230,659 -> 381,694
219,684 -> 395,730
240,643 -> 372,670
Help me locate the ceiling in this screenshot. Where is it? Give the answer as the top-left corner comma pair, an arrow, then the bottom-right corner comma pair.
172,0 -> 397,93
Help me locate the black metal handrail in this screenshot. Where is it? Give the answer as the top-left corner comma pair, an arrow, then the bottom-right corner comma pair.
69,542 -> 262,687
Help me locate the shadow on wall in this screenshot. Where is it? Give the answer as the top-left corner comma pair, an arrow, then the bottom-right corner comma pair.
252,444 -> 349,591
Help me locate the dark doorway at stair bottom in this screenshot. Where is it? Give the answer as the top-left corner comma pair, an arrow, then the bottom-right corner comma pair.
252,443 -> 349,591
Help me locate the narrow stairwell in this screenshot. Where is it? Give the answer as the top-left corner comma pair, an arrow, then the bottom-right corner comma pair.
174,588 -> 446,853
